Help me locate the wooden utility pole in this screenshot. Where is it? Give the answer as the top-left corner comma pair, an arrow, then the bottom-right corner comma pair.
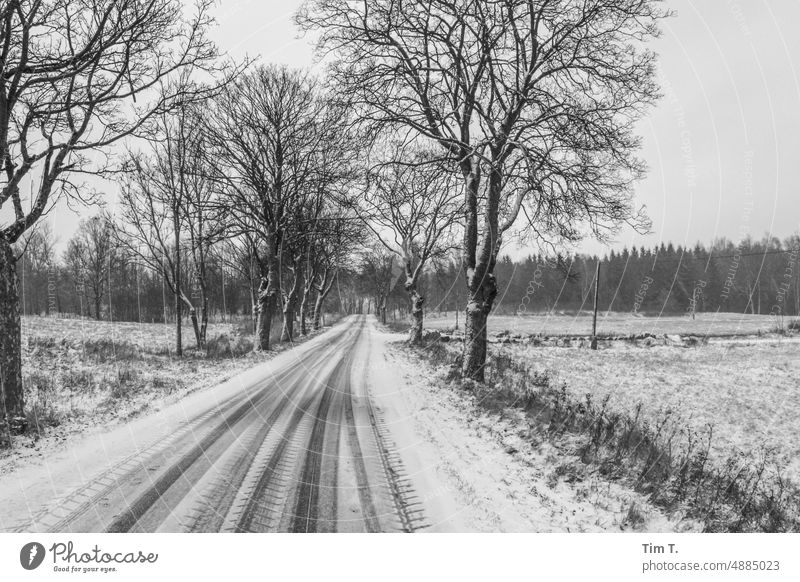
591,260 -> 600,350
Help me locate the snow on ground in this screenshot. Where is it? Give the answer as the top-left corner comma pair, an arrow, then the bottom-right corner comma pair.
0,322 -> 349,531
1,316 -> 329,477
499,339 -> 800,481
368,323 -> 695,532
21,315 -> 250,351
422,311 -> 789,337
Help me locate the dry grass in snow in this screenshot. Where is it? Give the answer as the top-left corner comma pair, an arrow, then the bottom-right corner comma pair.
501,339 -> 800,481
379,334 -> 686,532
2,315 -> 326,475
398,323 -> 800,531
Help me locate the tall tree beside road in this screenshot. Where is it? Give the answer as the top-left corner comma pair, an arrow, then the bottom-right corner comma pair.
299,0 -> 664,381
361,144 -> 461,343
116,98 -> 222,354
207,65 -> 325,351
0,0 -> 220,444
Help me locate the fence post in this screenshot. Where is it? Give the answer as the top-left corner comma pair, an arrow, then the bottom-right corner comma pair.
591,260 -> 600,350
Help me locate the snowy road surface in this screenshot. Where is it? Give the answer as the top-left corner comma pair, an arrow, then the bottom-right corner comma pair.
0,315 -> 678,533
1,316 -> 432,532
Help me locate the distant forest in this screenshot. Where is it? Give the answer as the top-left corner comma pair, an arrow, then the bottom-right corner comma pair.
16,225 -> 800,323
407,234 -> 800,319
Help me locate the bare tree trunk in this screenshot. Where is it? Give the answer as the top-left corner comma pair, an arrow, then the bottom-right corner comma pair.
312,270 -> 336,330
299,288 -> 310,336
408,285 -> 424,344
281,275 -> 298,342
460,161 -> 499,382
175,288 -> 182,355
200,290 -> 209,347
281,263 -> 302,342
174,217 -> 183,356
312,284 -> 334,330
188,305 -> 201,349
194,259 -> 209,349
178,285 -> 202,350
0,237 -> 26,445
299,267 -> 316,336
249,275 -> 258,334
463,301 -> 488,378
94,291 -> 101,321
312,293 -> 325,330
255,277 -> 272,350
255,232 -> 280,351
281,307 -> 295,341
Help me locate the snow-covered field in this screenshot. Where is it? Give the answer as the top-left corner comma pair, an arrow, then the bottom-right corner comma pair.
365,326 -> 690,532
423,311 -> 790,337
21,315 -> 251,351
1,316 -> 319,476
498,339 -> 800,480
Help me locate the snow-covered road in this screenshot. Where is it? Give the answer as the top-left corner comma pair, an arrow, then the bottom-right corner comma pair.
0,314 -> 679,533
1,316 -> 423,532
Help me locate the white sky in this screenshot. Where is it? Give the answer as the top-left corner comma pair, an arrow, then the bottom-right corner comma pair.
37,0 -> 800,258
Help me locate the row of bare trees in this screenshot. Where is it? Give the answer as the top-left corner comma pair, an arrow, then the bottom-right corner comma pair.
206,66 -> 363,350
299,0 -> 666,380
112,64 -> 366,355
0,1 -> 362,444
0,0 -> 223,444
1,0 -> 667,445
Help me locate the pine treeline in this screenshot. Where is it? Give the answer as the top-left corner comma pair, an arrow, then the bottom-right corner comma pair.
379,236 -> 800,319
17,232 -> 800,324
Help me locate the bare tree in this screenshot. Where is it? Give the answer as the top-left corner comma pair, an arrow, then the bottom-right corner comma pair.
64,213 -> 117,321
285,98 -> 362,340
180,107 -> 225,348
279,207 -> 308,342
308,210 -> 363,331
15,222 -> 57,316
0,0 -> 220,442
361,143 -> 461,343
299,0 -> 663,381
118,89 -> 233,352
360,244 -> 402,325
206,65 -> 324,351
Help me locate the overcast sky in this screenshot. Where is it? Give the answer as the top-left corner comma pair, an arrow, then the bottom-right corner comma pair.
40,0 -> 800,257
